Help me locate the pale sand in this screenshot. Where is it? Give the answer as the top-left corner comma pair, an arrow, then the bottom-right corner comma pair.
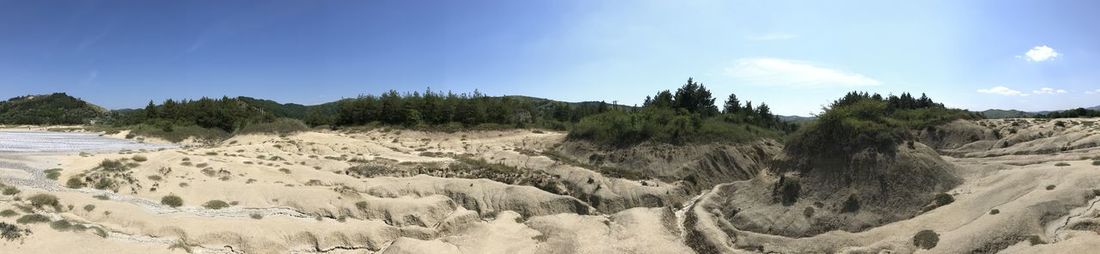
3,120 -> 1100,253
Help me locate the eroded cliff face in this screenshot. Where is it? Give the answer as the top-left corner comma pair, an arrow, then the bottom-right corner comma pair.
551,139 -> 782,192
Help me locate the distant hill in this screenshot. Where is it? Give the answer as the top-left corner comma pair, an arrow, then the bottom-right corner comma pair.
0,93 -> 105,125
978,109 -> 1036,119
236,96 -> 312,119
777,115 -> 816,123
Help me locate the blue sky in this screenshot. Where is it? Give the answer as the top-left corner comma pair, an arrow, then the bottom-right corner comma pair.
1,0 -> 1097,116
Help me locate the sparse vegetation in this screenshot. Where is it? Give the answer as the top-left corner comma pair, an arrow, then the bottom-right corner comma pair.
1055,162 -> 1070,167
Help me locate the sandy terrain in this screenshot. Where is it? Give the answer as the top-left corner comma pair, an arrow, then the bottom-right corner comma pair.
2,119 -> 1100,253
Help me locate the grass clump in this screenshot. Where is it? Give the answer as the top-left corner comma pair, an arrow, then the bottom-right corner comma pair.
44,168 -> 62,180
83,205 -> 96,212
202,200 -> 230,210
912,229 -> 940,249
1092,160 -> 1100,166
131,155 -> 148,162
1,186 -> 19,195
48,219 -> 73,231
161,194 -> 183,208
28,194 -> 60,210
16,214 -> 51,224
1055,162 -> 1071,167
0,209 -> 17,217
249,213 -> 263,220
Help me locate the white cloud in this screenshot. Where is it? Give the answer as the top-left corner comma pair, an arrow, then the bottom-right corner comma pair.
723,58 -> 880,88
746,32 -> 798,41
1032,87 -> 1067,94
1085,89 -> 1100,95
1024,45 -> 1059,62
977,86 -> 1026,96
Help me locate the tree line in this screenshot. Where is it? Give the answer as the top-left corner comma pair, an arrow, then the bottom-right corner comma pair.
568,78 -> 798,146
323,89 -> 615,129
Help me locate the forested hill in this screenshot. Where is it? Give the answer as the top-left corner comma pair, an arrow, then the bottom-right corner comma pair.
0,93 -> 105,125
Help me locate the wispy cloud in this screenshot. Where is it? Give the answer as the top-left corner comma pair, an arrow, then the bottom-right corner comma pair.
79,70 -> 99,86
1032,87 -> 1066,94
746,32 -> 798,41
1085,89 -> 1100,95
77,30 -> 111,51
723,58 -> 879,88
1023,45 -> 1059,62
977,86 -> 1026,96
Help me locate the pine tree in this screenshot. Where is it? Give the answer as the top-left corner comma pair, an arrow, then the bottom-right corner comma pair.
723,93 -> 741,114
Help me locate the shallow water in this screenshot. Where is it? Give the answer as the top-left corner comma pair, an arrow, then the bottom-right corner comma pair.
0,131 -> 173,153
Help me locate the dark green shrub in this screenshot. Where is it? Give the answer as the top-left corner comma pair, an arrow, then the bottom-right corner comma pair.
1055,162 -> 1070,167
131,155 -> 148,162
989,209 -> 1000,215
932,193 -> 955,207
66,177 -> 86,188
202,200 -> 230,210
28,194 -> 60,210
1,222 -> 28,241
161,194 -> 183,208
912,229 -> 939,249
841,194 -> 861,213
777,177 -> 801,206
